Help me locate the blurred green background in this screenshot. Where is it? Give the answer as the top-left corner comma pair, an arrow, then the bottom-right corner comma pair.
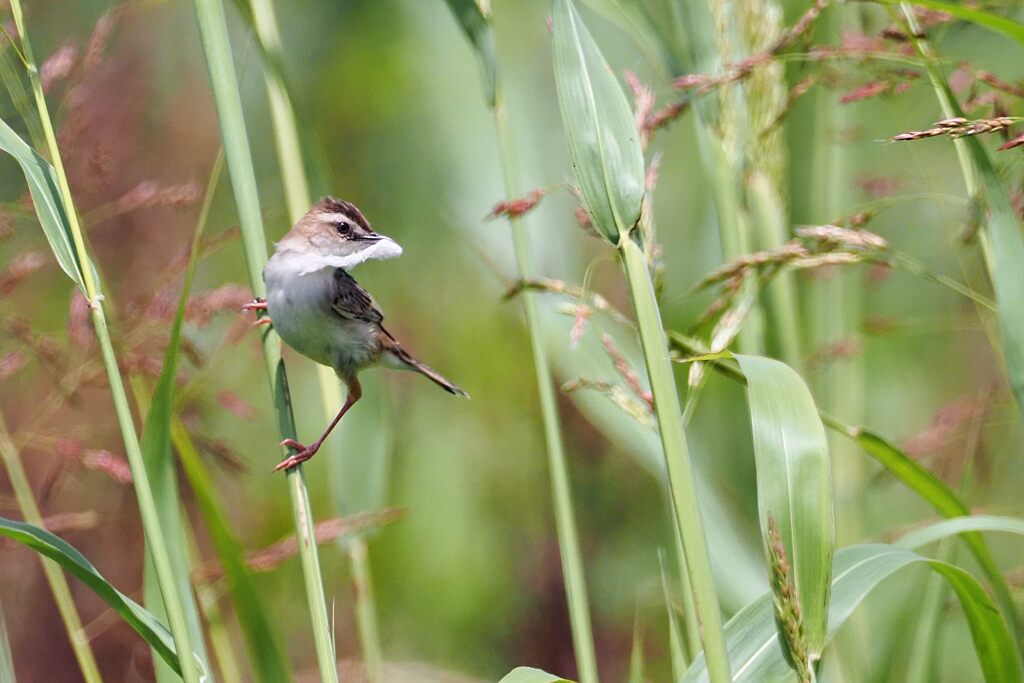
1,1 -> 1022,681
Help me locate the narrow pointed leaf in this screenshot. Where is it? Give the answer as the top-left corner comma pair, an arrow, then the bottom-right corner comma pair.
552,0 -> 645,244
0,517 -> 191,676
0,117 -> 88,291
442,0 -> 497,105
682,544 -> 1020,683
901,1 -> 1024,44
897,514 -> 1024,550
735,355 -> 834,657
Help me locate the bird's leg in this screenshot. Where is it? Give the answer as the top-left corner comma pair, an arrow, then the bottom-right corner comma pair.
241,297 -> 268,312
274,376 -> 362,472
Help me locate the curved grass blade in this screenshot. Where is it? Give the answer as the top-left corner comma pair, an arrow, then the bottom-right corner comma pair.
735,355 -> 834,660
897,515 -> 1024,550
578,0 -> 680,73
0,117 -> 86,291
442,0 -> 497,105
0,517 -> 195,676
682,543 -> 1020,683
552,0 -> 645,244
498,668 -> 574,683
900,1 -> 1024,44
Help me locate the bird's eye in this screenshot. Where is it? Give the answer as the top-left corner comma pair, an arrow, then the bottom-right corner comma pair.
335,222 -> 351,236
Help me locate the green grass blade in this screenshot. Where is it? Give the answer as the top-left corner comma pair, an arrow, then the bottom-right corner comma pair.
627,608 -> 644,683
441,0 -> 497,105
899,1 -> 1024,44
896,515 -> 1024,550
735,355 -> 834,659
552,0 -> 645,245
498,668 -> 574,683
189,1 -> 338,680
682,544 -> 1021,682
0,118 -> 86,291
831,422 -> 1021,648
6,4 -> 204,676
577,0 -> 679,73
660,552 -> 689,677
0,517 -> 197,676
0,416 -> 100,682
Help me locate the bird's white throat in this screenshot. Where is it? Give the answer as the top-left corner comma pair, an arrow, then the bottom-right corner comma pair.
271,236 -> 403,275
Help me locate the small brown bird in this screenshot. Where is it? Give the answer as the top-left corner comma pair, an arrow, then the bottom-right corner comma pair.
247,198 -> 467,472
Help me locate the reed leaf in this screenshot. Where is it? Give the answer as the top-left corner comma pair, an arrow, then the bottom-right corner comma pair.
552,0 -> 645,245
497,668 -> 574,683
0,517 -> 200,677
735,355 -> 834,659
896,515 -> 1024,550
901,1 -> 1024,44
441,0 -> 496,105
190,0 -> 337,679
681,544 -> 1021,683
0,118 -> 87,292
4,4 -> 205,675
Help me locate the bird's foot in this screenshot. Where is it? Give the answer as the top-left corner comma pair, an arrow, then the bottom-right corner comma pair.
252,316 -> 272,327
274,438 -> 320,472
241,298 -> 268,312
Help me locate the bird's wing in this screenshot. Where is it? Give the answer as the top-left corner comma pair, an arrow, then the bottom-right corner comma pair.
329,268 -> 384,324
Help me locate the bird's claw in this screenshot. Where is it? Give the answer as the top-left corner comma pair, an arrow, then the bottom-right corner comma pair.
241,298 -> 268,312
274,439 -> 318,472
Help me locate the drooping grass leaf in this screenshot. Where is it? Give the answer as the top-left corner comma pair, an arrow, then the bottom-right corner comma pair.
682,544 -> 1020,683
735,355 -> 834,661
552,0 -> 645,244
442,0 -> 497,105
843,425 -> 1020,643
0,517 -> 194,676
897,515 -> 1024,550
497,668 -> 574,683
0,117 -> 88,292
902,1 -> 1024,45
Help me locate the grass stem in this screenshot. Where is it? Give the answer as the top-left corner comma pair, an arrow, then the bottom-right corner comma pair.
492,90 -> 600,683
190,1 -> 338,679
619,239 -> 730,682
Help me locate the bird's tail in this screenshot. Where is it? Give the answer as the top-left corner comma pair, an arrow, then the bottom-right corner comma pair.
380,335 -> 469,397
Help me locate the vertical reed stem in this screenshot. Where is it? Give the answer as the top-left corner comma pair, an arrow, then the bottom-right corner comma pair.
619,238 -> 731,683
8,3 -> 202,679
190,1 -> 338,680
492,90 -> 600,683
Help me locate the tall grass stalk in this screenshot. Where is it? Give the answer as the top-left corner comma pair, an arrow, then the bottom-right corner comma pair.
0,415 -> 102,683
190,1 -> 338,680
619,239 -> 730,683
248,0 -> 386,676
493,91 -> 599,683
8,3 -> 203,679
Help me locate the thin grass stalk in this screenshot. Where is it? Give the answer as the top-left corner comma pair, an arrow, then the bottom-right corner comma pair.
190,1 -> 338,679
190,536 -> 245,683
0,415 -> 102,683
619,238 -> 730,682
492,89 -> 600,683
0,596 -> 11,683
348,539 -> 383,683
7,4 -> 202,679
247,1 -> 386,675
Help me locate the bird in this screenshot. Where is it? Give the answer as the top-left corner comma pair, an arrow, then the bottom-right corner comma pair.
245,197 -> 467,472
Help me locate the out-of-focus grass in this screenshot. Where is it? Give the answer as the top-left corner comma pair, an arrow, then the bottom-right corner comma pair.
1,1 -> 1023,681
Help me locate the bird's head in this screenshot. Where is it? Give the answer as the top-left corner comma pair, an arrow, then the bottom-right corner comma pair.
275,197 -> 402,268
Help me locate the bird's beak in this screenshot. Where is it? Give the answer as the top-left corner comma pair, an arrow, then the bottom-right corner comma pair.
356,232 -> 383,242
